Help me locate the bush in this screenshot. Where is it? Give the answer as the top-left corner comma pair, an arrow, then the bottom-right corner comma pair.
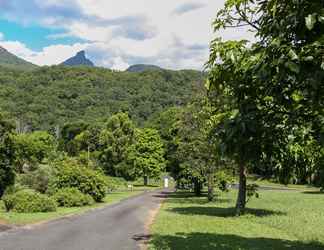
106,176 -> 127,192
53,188 -> 94,207
215,171 -> 235,192
50,159 -> 107,202
18,165 -> 54,193
3,189 -> 57,213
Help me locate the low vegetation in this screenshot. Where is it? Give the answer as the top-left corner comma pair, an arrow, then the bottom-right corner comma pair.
149,189 -> 324,250
0,190 -> 143,225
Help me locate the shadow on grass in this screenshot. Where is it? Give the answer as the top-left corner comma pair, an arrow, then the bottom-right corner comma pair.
302,191 -> 324,195
169,206 -> 285,217
149,232 -> 324,250
161,192 -> 232,205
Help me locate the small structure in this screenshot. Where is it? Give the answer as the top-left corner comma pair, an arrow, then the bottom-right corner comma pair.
163,176 -> 169,188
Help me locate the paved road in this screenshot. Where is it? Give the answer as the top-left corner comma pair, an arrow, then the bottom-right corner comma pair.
0,189 -> 170,250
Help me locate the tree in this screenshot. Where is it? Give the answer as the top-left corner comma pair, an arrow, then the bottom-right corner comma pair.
146,107 -> 183,173
207,0 -> 324,214
175,99 -> 221,200
12,131 -> 56,173
0,113 -> 15,197
127,128 -> 166,185
99,113 -> 136,177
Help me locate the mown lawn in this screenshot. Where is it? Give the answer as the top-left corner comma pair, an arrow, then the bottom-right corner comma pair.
0,190 -> 143,225
148,189 -> 324,250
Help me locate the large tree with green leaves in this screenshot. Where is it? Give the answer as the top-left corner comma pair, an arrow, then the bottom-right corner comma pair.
99,113 -> 136,177
12,131 -> 56,173
207,0 -> 324,214
0,113 -> 15,197
127,128 -> 166,185
175,98 -> 222,200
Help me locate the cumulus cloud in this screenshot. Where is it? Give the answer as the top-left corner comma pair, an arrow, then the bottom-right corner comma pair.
0,0 -> 255,70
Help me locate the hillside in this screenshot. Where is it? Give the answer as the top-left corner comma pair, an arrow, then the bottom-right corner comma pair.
0,46 -> 38,71
0,66 -> 205,130
62,51 -> 94,67
126,64 -> 163,72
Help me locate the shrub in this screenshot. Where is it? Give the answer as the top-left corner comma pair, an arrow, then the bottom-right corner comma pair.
53,188 -> 94,207
3,189 -> 57,213
50,159 -> 107,202
18,165 -> 54,193
106,176 -> 127,192
215,171 -> 235,192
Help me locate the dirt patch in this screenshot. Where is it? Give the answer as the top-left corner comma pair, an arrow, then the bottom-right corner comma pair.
0,224 -> 11,232
139,191 -> 171,250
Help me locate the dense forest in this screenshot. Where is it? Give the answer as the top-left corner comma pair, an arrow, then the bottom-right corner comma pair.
0,66 -> 204,130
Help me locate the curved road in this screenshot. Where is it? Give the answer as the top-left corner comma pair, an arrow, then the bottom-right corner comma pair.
0,189 -> 170,250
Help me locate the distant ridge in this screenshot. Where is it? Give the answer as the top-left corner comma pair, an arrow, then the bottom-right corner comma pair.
62,50 -> 94,67
0,46 -> 37,71
126,64 -> 163,73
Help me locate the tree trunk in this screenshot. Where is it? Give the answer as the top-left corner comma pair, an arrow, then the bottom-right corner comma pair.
207,173 -> 214,202
235,162 -> 247,216
144,176 -> 148,186
193,178 -> 202,196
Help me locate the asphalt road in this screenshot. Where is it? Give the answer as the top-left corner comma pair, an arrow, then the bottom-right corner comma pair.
0,189 -> 170,250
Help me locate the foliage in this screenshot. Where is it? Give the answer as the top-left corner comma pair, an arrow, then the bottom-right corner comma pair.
215,171 -> 235,192
0,47 -> 37,71
99,113 -> 136,177
207,0 -> 324,214
49,159 -> 107,202
106,176 -> 127,192
126,128 -> 166,184
18,165 -> 54,193
12,131 -> 56,173
173,98 -> 222,198
0,66 -> 204,130
0,113 -> 15,198
146,107 -> 183,173
246,184 -> 260,204
53,188 -> 94,207
3,189 -> 57,213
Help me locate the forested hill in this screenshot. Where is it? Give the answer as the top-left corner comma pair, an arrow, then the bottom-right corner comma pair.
0,66 -> 205,131
0,46 -> 38,71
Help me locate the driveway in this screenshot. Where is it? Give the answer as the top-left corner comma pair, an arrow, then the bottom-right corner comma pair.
0,189 -> 170,250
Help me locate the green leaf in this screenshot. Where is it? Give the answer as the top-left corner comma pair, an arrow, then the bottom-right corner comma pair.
291,90 -> 303,102
205,79 -> 211,91
321,62 -> 324,70
288,49 -> 298,60
305,14 -> 317,30
303,56 -> 314,62
285,61 -> 300,74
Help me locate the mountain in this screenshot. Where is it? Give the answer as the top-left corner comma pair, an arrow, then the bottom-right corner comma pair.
126,64 -> 163,72
62,51 -> 94,67
0,66 -> 205,130
0,46 -> 37,71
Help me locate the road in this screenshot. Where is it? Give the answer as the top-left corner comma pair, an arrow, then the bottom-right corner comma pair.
0,189 -> 170,250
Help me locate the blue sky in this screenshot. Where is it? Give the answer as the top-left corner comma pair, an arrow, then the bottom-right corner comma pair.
0,20 -> 84,51
0,0 -> 252,70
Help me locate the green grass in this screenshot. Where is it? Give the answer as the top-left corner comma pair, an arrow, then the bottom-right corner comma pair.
148,190 -> 324,250
247,176 -> 320,191
0,190 -> 143,225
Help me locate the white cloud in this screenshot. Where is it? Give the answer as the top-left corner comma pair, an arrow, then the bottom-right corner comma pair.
0,0 -> 255,70
0,32 -> 4,41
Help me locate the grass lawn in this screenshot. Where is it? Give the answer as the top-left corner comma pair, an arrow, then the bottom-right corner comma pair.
0,190 -> 144,225
247,177 -> 320,191
148,189 -> 324,250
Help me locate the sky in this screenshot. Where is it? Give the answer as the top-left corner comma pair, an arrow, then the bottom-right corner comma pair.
0,0 -> 253,70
